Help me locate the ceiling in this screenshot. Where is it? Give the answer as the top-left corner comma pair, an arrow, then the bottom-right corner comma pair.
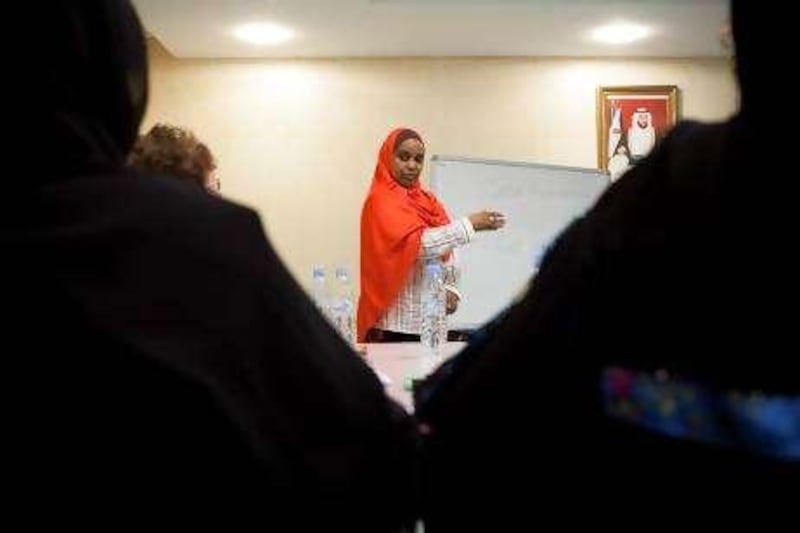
132,0 -> 730,59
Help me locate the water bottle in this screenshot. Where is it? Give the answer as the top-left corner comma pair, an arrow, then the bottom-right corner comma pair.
311,264 -> 331,321
420,258 -> 447,362
330,265 -> 355,346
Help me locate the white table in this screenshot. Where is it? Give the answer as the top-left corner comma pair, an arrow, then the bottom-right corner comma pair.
364,342 -> 466,412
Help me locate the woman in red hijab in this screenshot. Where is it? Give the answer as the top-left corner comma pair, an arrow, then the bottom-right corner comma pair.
357,128 -> 505,342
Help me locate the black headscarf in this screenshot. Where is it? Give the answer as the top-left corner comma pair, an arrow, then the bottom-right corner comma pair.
731,0 -> 775,126
29,0 -> 148,179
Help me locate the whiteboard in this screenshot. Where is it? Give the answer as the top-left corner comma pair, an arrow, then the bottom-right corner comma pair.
430,155 -> 609,328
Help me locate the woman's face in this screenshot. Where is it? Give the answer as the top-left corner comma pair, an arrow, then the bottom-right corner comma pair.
391,138 -> 425,188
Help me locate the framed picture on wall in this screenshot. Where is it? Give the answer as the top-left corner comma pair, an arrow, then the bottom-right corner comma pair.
597,85 -> 679,181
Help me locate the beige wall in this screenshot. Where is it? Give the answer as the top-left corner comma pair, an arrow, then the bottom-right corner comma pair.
144,40 -> 737,289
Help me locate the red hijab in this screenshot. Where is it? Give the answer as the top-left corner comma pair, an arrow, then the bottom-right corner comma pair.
357,128 -> 451,341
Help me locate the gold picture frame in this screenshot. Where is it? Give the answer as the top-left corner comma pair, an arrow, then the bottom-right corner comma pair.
597,85 -> 679,180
